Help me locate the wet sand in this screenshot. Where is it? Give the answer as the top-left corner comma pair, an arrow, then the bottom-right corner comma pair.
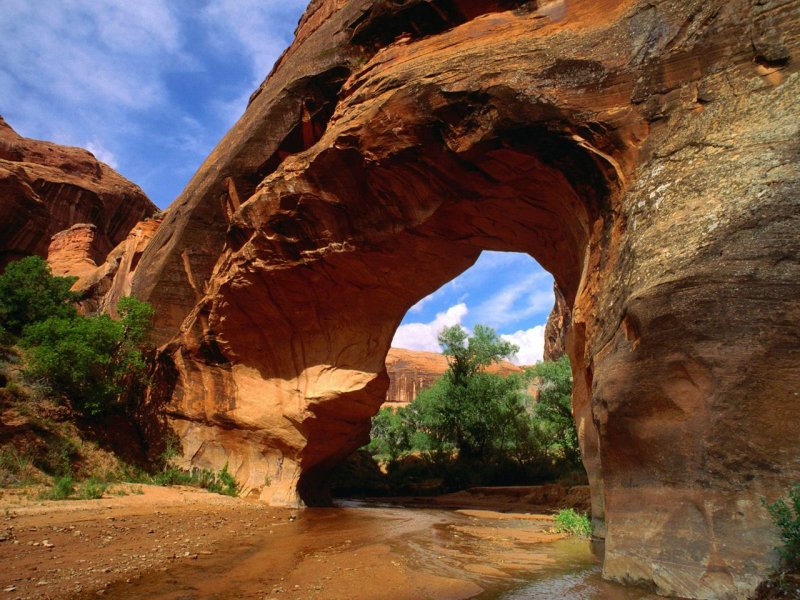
0,486 -> 659,599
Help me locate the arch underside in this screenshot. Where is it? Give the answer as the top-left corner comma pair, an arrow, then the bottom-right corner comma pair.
132,1 -> 800,597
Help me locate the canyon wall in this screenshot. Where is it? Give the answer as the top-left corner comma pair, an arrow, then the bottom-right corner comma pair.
125,0 -> 799,597
0,116 -> 156,271
385,347 -> 522,408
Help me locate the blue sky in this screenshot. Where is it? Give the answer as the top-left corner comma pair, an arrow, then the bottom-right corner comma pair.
393,252 -> 553,364
0,0 -> 309,208
0,0 -> 555,363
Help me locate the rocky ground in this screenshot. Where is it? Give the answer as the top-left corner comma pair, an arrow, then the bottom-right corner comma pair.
0,485 -> 288,599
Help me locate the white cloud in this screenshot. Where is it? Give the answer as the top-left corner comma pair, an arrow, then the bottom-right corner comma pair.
392,303 -> 468,352
0,0 -> 182,113
501,325 -> 546,366
0,0 -> 186,173
201,0 -> 309,87
472,273 -> 554,328
85,140 -> 118,169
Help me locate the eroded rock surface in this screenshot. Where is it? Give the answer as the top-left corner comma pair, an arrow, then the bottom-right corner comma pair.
73,217 -> 164,316
126,0 -> 799,597
543,283 -> 570,361
0,116 -> 156,270
47,223 -> 102,279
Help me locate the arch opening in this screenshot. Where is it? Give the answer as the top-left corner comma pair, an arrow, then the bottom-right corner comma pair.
163,118 -> 618,516
326,250 -> 592,500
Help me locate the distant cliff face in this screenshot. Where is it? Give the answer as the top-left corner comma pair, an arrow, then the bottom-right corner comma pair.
0,116 -> 156,270
384,348 -> 522,407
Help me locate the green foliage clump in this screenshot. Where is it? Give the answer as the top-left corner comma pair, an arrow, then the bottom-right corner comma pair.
21,296 -> 154,416
0,257 -> 155,416
764,484 -> 800,570
526,355 -> 581,469
153,464 -> 240,497
0,256 -> 77,335
361,325 -> 583,495
439,324 -> 518,387
153,439 -> 240,497
77,477 -> 108,500
201,464 -> 240,497
553,508 -> 591,537
42,475 -> 75,500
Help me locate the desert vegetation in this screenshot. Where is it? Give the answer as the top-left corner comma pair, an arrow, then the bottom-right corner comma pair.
0,257 -> 238,500
332,325 -> 584,497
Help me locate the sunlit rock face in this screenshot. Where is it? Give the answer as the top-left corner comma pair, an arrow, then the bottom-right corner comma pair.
72,217 -> 164,316
385,347 -> 522,408
0,116 -> 156,270
129,0 -> 799,597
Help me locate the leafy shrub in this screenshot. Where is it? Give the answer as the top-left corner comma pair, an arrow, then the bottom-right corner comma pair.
43,475 -> 75,500
553,508 -> 591,537
764,484 -> 800,570
526,356 -> 581,468
152,452 -> 240,498
363,326 -> 582,494
39,435 -> 78,476
215,463 -> 240,497
77,477 -> 108,500
0,256 -> 77,335
22,296 -> 154,415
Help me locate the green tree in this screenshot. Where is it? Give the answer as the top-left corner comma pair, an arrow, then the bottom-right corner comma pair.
368,406 -> 413,461
365,326 -> 583,491
527,356 -> 581,467
438,324 -> 518,386
0,256 -> 77,335
434,324 -> 518,458
22,297 -> 154,416
764,484 -> 800,570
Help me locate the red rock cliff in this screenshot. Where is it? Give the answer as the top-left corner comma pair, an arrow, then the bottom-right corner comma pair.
385,348 -> 522,407
0,115 -> 156,270
125,0 -> 800,597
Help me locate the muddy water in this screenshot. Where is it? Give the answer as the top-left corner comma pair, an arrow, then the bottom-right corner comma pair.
103,504 -> 660,600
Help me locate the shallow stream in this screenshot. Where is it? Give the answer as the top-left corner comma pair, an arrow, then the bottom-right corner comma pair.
104,502 -> 661,599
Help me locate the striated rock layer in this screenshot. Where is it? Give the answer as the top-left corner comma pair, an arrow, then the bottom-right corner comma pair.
73,217 -> 164,316
385,347 -> 522,408
126,0 -> 799,597
543,283 -> 570,361
0,116 -> 156,270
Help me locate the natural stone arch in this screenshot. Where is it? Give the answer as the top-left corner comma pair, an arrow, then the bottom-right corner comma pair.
128,0 -> 800,597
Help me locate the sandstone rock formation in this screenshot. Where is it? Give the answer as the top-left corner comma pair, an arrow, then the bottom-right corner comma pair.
0,116 -> 156,270
73,217 -> 164,316
47,223 -> 103,279
385,347 -> 523,408
543,283 -> 569,361
124,0 -> 798,597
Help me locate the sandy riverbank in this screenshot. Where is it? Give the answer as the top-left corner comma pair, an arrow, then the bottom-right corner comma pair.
0,484 -> 594,600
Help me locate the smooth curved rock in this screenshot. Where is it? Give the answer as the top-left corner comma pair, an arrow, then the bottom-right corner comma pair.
129,0 -> 800,597
0,115 -> 156,270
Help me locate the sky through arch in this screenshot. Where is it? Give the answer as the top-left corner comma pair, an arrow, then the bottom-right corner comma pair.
392,252 -> 553,365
